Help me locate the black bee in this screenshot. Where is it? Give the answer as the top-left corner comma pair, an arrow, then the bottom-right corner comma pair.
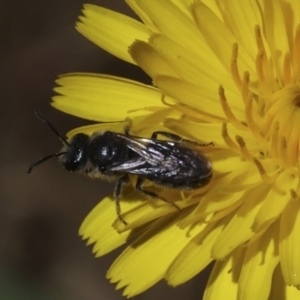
28,110 -> 213,224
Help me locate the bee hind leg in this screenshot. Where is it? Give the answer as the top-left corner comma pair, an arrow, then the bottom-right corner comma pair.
114,174 -> 130,225
135,177 -> 181,212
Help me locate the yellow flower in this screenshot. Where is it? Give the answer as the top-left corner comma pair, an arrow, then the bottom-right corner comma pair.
52,0 -> 300,299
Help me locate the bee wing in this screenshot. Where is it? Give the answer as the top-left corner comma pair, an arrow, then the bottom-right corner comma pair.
115,134 -> 166,165
110,157 -> 146,171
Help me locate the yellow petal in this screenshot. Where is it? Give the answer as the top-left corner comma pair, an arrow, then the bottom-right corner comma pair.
201,0 -> 223,19
264,0 -> 290,83
52,73 -> 164,121
238,222 -> 280,300
129,0 -> 226,72
218,161 -> 262,192
285,285 -> 300,299
279,193 -> 300,286
166,0 -> 196,17
107,212 -> 201,297
286,112 -> 300,167
125,0 -> 158,32
269,264 -> 300,300
113,191 -> 183,232
155,76 -> 225,118
218,0 -> 264,58
165,119 -> 225,144
253,171 -> 298,232
167,214 -> 231,286
149,34 -> 230,86
76,4 -> 151,64
212,154 -> 243,174
195,187 -> 244,218
130,40 -> 178,78
126,0 -> 195,31
131,0 -> 209,55
155,75 -> 247,121
204,253 -> 239,300
212,184 -> 269,259
192,2 -> 255,75
79,197 -> 130,256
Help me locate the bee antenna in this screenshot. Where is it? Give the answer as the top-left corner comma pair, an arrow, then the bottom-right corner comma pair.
27,152 -> 66,174
34,109 -> 70,146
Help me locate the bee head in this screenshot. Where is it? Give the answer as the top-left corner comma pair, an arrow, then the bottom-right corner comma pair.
60,133 -> 89,172
27,110 -> 89,174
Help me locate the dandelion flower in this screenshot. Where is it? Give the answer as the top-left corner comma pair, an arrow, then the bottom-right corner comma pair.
52,1 -> 300,299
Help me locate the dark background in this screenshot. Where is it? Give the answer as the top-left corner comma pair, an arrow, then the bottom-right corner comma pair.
0,0 -> 209,299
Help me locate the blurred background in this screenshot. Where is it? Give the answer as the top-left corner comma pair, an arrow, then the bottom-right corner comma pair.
0,0 -> 210,299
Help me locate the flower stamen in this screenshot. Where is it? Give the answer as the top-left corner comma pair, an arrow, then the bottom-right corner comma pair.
270,121 -> 280,159
231,43 -> 242,90
219,86 -> 246,129
283,52 -> 292,85
256,49 -> 265,84
255,24 -> 272,94
255,25 -> 266,55
235,135 -> 253,161
253,158 -> 275,184
222,122 -> 240,153
279,136 -> 289,168
245,93 -> 265,145
241,71 -> 250,104
292,24 -> 300,80
290,189 -> 298,200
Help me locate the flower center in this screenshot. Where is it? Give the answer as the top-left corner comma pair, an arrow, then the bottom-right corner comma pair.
222,38 -> 300,174
259,84 -> 300,169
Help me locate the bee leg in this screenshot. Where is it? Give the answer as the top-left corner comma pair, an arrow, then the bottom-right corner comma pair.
151,131 -> 213,147
124,117 -> 133,135
114,175 -> 129,225
135,177 -> 181,212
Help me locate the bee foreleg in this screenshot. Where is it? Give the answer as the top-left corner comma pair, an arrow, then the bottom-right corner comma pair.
135,177 -> 181,212
114,174 -> 129,225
